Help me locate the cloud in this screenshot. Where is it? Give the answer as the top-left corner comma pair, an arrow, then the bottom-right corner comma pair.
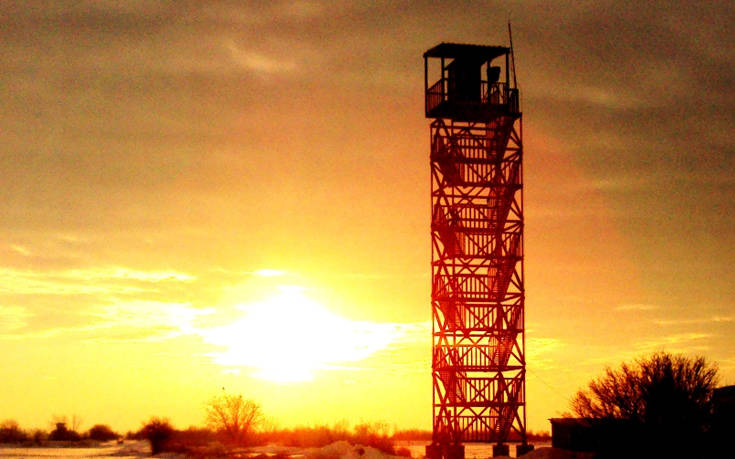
615,303 -> 658,312
281,0 -> 325,19
634,332 -> 712,353
530,82 -> 643,110
0,266 -> 195,296
0,300 -> 213,343
9,244 -> 32,256
224,40 -> 296,74
253,269 -> 286,277
653,316 -> 735,326
91,300 -> 214,333
0,306 -> 31,332
70,267 -> 195,283
527,336 -> 566,370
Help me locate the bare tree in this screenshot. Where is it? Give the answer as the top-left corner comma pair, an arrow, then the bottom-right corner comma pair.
206,393 -> 262,445
70,414 -> 82,434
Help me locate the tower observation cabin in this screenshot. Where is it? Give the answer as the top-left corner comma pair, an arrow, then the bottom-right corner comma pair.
424,42 -> 530,459
424,43 -> 519,121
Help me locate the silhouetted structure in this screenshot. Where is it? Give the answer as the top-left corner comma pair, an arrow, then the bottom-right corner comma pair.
423,40 -> 528,459
711,385 -> 735,454
570,353 -> 718,456
550,418 -> 639,454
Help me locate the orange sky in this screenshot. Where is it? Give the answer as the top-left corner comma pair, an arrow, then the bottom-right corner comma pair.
1,1 -> 734,435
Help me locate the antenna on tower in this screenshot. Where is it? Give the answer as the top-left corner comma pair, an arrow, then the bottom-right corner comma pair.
508,22 -> 518,90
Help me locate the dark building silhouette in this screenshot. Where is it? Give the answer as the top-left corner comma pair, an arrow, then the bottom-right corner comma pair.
711,385 -> 735,452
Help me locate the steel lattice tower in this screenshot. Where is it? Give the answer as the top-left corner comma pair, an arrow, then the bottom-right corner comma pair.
424,42 -> 529,459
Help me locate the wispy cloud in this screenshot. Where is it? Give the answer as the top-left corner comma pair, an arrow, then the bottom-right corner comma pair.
0,266 -> 195,296
0,306 -> 31,332
9,245 -> 32,256
653,316 -> 735,326
527,336 -> 566,370
225,40 -> 296,74
0,300 -> 213,343
91,301 -> 214,333
533,83 -> 643,110
253,269 -> 286,277
615,303 -> 658,312
634,332 -> 712,353
579,331 -> 717,369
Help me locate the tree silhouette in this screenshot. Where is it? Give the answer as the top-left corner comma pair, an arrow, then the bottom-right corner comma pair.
88,424 -> 119,442
0,420 -> 28,443
140,417 -> 174,455
572,352 -> 718,452
206,393 -> 262,445
48,421 -> 81,441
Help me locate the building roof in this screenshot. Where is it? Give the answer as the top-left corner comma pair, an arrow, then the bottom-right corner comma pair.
549,418 -> 593,426
423,42 -> 509,61
715,385 -> 735,395
714,385 -> 735,402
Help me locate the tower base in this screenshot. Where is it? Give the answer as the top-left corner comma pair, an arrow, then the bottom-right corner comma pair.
426,443 -> 465,459
492,443 -> 509,457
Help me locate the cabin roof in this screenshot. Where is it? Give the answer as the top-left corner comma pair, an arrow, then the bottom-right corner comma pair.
423,42 -> 509,61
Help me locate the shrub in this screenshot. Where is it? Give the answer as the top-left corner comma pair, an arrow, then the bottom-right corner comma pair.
140,417 -> 175,455
352,422 -> 394,454
31,429 -> 47,445
88,424 -> 119,442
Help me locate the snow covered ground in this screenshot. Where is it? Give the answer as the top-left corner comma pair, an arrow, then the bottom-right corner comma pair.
0,440 -> 404,458
0,440 -> 151,458
0,440 -> 584,458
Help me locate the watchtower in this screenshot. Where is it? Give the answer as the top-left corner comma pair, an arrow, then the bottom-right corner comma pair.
424,42 -> 530,459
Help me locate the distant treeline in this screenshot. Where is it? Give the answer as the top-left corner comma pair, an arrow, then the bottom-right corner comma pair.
0,419 -> 119,445
1,418 -> 550,458
1,418 -> 411,456
1,417 -> 550,448
132,419 -> 414,457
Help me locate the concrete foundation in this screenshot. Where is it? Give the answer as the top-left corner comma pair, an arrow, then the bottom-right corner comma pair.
516,443 -> 535,457
425,443 -> 465,459
492,443 -> 509,457
426,444 -> 442,459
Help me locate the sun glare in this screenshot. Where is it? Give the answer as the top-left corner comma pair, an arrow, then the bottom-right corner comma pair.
202,286 -> 402,383
253,268 -> 286,277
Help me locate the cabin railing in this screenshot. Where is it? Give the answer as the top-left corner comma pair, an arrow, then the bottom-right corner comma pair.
426,79 -> 519,116
426,79 -> 445,115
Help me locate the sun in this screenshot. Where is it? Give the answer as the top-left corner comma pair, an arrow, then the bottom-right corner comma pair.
202,286 -> 401,383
